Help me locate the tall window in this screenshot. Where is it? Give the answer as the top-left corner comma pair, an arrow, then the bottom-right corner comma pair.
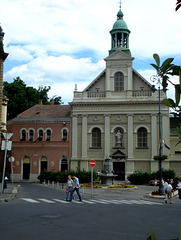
114,72 -> 124,91
92,128 -> 101,148
21,129 -> 26,141
137,127 -> 147,148
63,129 -> 68,141
46,129 -> 51,141
29,129 -> 34,141
38,129 -> 43,141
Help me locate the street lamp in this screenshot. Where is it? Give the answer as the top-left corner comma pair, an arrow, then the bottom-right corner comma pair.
150,75 -> 167,193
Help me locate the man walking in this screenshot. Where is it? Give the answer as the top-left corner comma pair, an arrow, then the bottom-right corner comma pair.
70,175 -> 82,202
165,181 -> 173,204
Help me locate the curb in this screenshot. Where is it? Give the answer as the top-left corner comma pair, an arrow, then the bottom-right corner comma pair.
0,185 -> 21,203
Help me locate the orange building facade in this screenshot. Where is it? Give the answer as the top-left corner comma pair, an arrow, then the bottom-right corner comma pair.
7,103 -> 71,182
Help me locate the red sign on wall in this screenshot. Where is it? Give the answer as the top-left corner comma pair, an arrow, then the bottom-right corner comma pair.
89,160 -> 96,167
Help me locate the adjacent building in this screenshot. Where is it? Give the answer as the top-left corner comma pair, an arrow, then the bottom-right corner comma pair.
7,102 -> 71,181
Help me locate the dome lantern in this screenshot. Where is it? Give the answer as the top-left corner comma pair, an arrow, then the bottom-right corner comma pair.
109,4 -> 131,56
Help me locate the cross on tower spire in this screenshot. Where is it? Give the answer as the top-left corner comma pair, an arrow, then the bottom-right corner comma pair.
119,0 -> 123,9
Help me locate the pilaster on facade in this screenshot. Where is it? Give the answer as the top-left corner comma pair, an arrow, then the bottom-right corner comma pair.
127,114 -> 134,160
151,114 -> 157,158
81,115 -> 88,160
72,115 -> 78,159
162,114 -> 170,156
104,115 -> 110,158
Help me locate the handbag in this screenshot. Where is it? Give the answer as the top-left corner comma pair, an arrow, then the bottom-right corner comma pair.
65,189 -> 68,194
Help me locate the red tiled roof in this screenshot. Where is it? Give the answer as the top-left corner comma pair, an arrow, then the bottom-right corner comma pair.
17,104 -> 71,119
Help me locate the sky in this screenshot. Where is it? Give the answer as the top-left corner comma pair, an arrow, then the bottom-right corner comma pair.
1,0 -> 181,104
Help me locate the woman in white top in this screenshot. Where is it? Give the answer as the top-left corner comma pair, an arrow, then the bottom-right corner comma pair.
177,180 -> 181,200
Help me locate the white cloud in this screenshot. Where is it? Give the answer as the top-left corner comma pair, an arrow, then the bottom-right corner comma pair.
1,0 -> 181,103
4,55 -> 105,103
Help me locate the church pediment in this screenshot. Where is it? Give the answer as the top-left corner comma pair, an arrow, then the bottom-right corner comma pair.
110,149 -> 127,159
83,69 -> 106,92
105,48 -> 134,62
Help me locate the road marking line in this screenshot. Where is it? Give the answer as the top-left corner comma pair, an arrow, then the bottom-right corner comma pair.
82,200 -> 96,204
139,200 -> 162,205
90,199 -> 110,204
53,199 -> 70,204
115,200 -> 133,204
38,198 -> 55,203
21,198 -> 40,203
99,199 -> 120,204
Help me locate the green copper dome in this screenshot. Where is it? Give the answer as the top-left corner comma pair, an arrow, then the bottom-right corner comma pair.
109,5 -> 131,56
112,19 -> 129,30
112,8 -> 130,31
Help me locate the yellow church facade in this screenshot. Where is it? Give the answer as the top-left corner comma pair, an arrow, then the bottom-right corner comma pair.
69,6 -> 180,180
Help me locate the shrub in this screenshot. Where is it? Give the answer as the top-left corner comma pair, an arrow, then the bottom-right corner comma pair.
128,169 -> 177,185
38,169 -> 98,183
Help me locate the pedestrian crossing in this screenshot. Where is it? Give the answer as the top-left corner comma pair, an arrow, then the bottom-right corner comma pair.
20,198 -> 163,206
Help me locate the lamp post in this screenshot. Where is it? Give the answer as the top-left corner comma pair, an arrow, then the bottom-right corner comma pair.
150,75 -> 167,193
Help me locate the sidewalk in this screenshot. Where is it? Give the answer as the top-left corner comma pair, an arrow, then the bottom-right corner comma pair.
0,182 -> 20,202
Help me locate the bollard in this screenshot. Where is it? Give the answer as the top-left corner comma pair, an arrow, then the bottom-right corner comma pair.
82,187 -> 85,195
57,182 -> 59,188
3,176 -> 8,192
62,183 -> 64,189
43,180 -> 45,185
52,181 -> 54,187
48,180 -> 50,186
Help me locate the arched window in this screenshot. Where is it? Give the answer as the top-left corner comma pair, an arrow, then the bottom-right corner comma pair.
21,129 -> 26,141
63,129 -> 68,141
60,158 -> 68,172
29,129 -> 34,141
38,129 -> 43,141
92,127 -> 101,148
46,129 -> 51,141
137,127 -> 147,148
114,72 -> 124,91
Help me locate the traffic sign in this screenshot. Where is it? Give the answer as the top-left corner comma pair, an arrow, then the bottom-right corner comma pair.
2,133 -> 13,140
9,156 -> 15,163
90,159 -> 96,167
1,140 -> 12,151
12,164 -> 15,169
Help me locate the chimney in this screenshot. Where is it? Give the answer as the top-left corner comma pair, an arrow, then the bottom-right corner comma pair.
39,99 -> 42,105
50,99 -> 54,105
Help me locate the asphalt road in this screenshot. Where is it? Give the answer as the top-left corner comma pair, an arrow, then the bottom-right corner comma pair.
0,184 -> 181,240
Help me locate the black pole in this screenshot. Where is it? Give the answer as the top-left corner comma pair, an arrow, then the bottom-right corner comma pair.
158,85 -> 163,193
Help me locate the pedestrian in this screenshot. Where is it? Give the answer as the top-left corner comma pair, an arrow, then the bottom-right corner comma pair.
165,181 -> 173,204
154,178 -> 157,186
163,179 -> 168,201
65,175 -> 74,201
177,180 -> 181,200
70,175 -> 82,202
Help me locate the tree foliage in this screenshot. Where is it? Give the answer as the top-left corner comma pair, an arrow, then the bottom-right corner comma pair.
151,54 -> 181,145
176,0 -> 181,11
3,77 -> 62,120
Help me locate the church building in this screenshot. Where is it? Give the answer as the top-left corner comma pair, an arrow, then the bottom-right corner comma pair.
70,6 -> 171,180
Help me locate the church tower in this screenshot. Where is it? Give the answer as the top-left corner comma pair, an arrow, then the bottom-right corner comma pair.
109,3 -> 131,56
70,5 -> 170,180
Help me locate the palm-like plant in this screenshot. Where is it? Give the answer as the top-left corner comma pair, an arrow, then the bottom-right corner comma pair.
176,0 -> 181,11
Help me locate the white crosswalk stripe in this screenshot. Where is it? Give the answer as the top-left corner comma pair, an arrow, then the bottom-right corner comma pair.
37,198 -> 55,203
21,198 -> 40,203
82,200 -> 96,204
53,199 -> 69,204
20,198 -> 163,206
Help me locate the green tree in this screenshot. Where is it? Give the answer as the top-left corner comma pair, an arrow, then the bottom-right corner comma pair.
3,77 -> 62,120
151,53 -> 181,145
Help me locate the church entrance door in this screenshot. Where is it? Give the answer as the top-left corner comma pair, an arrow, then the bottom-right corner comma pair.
113,162 -> 125,180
